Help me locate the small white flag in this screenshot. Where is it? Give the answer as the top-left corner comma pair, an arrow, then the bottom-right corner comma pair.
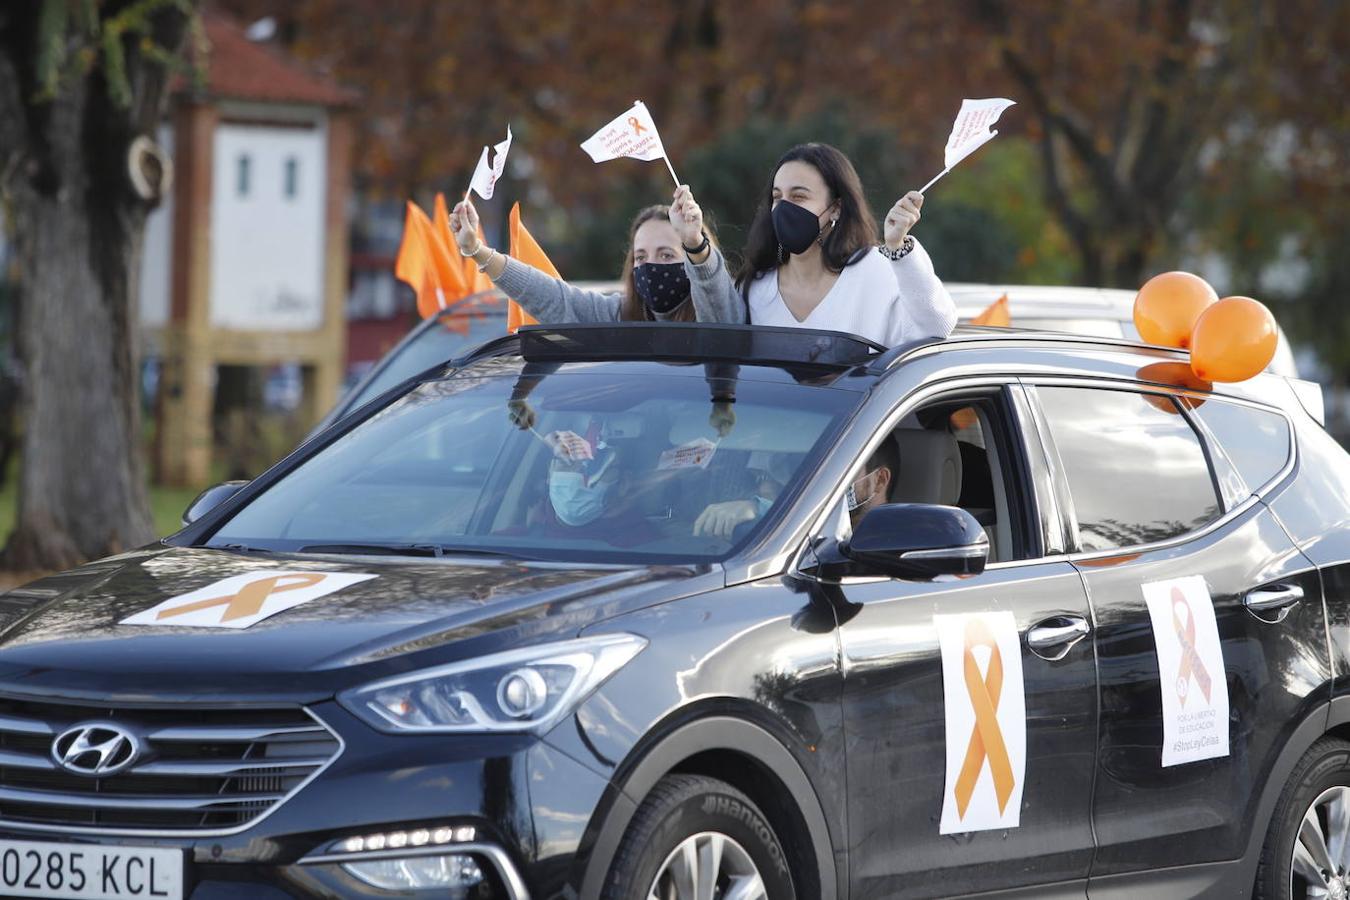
469,124 -> 513,200
944,98 -> 1016,169
581,101 -> 665,163
920,98 -> 1017,194
580,100 -> 680,186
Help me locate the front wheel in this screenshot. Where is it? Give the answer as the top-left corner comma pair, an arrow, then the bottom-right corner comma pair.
1257,737 -> 1350,899
602,774 -> 796,900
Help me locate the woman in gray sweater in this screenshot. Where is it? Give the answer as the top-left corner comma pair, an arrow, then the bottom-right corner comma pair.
449,197 -> 742,324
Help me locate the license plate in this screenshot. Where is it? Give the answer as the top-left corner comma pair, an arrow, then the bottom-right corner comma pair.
0,839 -> 182,899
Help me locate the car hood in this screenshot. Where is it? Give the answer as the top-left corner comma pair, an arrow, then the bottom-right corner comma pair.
0,546 -> 700,701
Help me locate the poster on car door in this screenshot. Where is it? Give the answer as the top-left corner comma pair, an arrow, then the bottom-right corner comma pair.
937,610 -> 1027,834
1143,575 -> 1230,766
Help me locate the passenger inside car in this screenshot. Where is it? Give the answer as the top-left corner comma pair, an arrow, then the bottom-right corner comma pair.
498,419 -> 666,548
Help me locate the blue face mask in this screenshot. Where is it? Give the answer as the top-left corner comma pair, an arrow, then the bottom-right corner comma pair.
548,471 -> 612,526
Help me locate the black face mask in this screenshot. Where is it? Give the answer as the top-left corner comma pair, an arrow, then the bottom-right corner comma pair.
772,200 -> 826,256
633,262 -> 691,315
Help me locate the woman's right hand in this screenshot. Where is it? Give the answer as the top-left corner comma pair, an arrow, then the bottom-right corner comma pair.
450,199 -> 484,256
670,184 -> 705,249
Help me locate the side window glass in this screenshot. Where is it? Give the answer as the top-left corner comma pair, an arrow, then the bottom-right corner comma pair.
831,393 -> 1030,564
1186,399 -> 1291,494
1038,387 -> 1221,552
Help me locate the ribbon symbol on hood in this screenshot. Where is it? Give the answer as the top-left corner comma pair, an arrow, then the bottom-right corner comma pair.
156,573 -> 328,624
1172,587 -> 1213,706
953,617 -> 1017,817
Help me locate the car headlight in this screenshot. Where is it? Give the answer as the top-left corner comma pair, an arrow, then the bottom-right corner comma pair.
339,634 -> 647,734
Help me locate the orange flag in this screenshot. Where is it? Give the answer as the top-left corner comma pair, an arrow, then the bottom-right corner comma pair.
506,202 -> 549,332
973,294 -> 1011,327
427,194 -> 474,303
395,201 -> 444,320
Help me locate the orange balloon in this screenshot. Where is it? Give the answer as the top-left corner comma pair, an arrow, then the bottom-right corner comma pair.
1133,272 -> 1218,349
1135,362 -> 1212,414
1189,296 -> 1278,383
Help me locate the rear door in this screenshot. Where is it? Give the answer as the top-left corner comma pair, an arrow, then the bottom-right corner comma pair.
1024,382 -> 1329,892
834,383 -> 1096,899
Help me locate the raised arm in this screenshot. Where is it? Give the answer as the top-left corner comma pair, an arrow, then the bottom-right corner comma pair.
883,191 -> 957,340
451,200 -> 622,323
671,185 -> 748,324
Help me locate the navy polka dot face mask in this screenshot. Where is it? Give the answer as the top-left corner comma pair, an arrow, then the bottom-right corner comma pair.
633,262 -> 692,316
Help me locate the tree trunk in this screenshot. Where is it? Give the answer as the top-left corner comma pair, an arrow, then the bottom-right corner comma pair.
0,3 -> 191,571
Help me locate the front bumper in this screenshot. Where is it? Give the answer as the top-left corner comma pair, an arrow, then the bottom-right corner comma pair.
0,702 -> 616,898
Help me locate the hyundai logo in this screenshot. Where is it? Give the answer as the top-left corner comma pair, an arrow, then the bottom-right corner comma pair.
51,722 -> 142,777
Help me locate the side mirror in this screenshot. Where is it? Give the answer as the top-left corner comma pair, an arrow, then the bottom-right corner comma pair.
811,503 -> 989,581
182,480 -> 250,527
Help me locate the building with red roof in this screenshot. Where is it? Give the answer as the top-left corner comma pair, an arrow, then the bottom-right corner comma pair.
141,11 -> 356,486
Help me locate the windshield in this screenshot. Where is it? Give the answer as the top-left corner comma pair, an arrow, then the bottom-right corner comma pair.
208,363 -> 852,563
345,303 -> 507,413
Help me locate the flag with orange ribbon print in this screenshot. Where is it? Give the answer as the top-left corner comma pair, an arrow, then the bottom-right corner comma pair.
937,611 -> 1027,834
1143,575 -> 1230,766
120,571 -> 377,629
580,100 -> 681,187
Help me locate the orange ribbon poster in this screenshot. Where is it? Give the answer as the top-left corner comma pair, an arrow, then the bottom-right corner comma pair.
938,611 -> 1026,834
1171,588 -> 1213,706
121,571 -> 377,630
1143,575 -> 1229,766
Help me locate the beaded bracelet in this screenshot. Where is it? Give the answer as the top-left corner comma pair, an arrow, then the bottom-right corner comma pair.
877,236 -> 915,260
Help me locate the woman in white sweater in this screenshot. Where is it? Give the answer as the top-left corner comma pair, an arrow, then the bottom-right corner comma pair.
675,143 -> 956,346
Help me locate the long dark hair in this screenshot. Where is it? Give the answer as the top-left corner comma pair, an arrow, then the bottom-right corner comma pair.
616,205 -> 720,322
734,143 -> 878,295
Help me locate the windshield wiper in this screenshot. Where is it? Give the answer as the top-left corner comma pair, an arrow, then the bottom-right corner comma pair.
298,542 -> 446,557
213,543 -> 274,555
298,543 -> 542,562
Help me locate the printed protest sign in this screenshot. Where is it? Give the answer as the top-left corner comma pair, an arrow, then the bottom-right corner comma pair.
1143,575 -> 1230,766
937,610 -> 1027,833
122,571 -> 377,630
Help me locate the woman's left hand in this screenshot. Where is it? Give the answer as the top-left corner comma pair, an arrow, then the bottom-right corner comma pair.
884,191 -> 924,249
670,185 -> 706,252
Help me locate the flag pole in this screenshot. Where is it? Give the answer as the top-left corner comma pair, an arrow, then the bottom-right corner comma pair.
661,154 -> 681,189
919,167 -> 951,194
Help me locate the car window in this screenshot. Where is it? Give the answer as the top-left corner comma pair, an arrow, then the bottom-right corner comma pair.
1186,399 -> 1292,494
344,305 -> 507,413
829,391 -> 1031,564
1037,386 -> 1221,552
208,367 -> 852,564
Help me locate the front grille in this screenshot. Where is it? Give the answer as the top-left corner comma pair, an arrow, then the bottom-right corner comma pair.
0,697 -> 340,833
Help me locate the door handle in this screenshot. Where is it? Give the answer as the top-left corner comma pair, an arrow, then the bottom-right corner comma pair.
1244,584 -> 1304,614
1026,615 -> 1091,660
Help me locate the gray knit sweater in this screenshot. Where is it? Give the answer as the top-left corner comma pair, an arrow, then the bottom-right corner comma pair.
490,256 -> 743,324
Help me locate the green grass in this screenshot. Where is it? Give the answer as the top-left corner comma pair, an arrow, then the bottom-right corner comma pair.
0,478 -> 206,544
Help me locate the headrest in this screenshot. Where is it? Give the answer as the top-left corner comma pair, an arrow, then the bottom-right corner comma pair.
891,429 -> 963,506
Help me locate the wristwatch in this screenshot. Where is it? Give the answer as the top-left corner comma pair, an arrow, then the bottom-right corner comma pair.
683,232 -> 710,255
877,236 -> 915,260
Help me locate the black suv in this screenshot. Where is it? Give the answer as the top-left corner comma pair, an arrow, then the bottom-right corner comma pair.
0,323 -> 1346,900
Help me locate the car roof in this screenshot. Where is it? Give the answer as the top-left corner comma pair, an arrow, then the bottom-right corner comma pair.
948,283 -> 1136,318
445,322 -> 1297,409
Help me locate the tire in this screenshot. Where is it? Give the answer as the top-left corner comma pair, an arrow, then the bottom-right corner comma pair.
1256,737 -> 1350,900
602,773 -> 796,900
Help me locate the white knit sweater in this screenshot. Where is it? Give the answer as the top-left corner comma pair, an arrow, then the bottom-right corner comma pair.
688,239 -> 957,346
